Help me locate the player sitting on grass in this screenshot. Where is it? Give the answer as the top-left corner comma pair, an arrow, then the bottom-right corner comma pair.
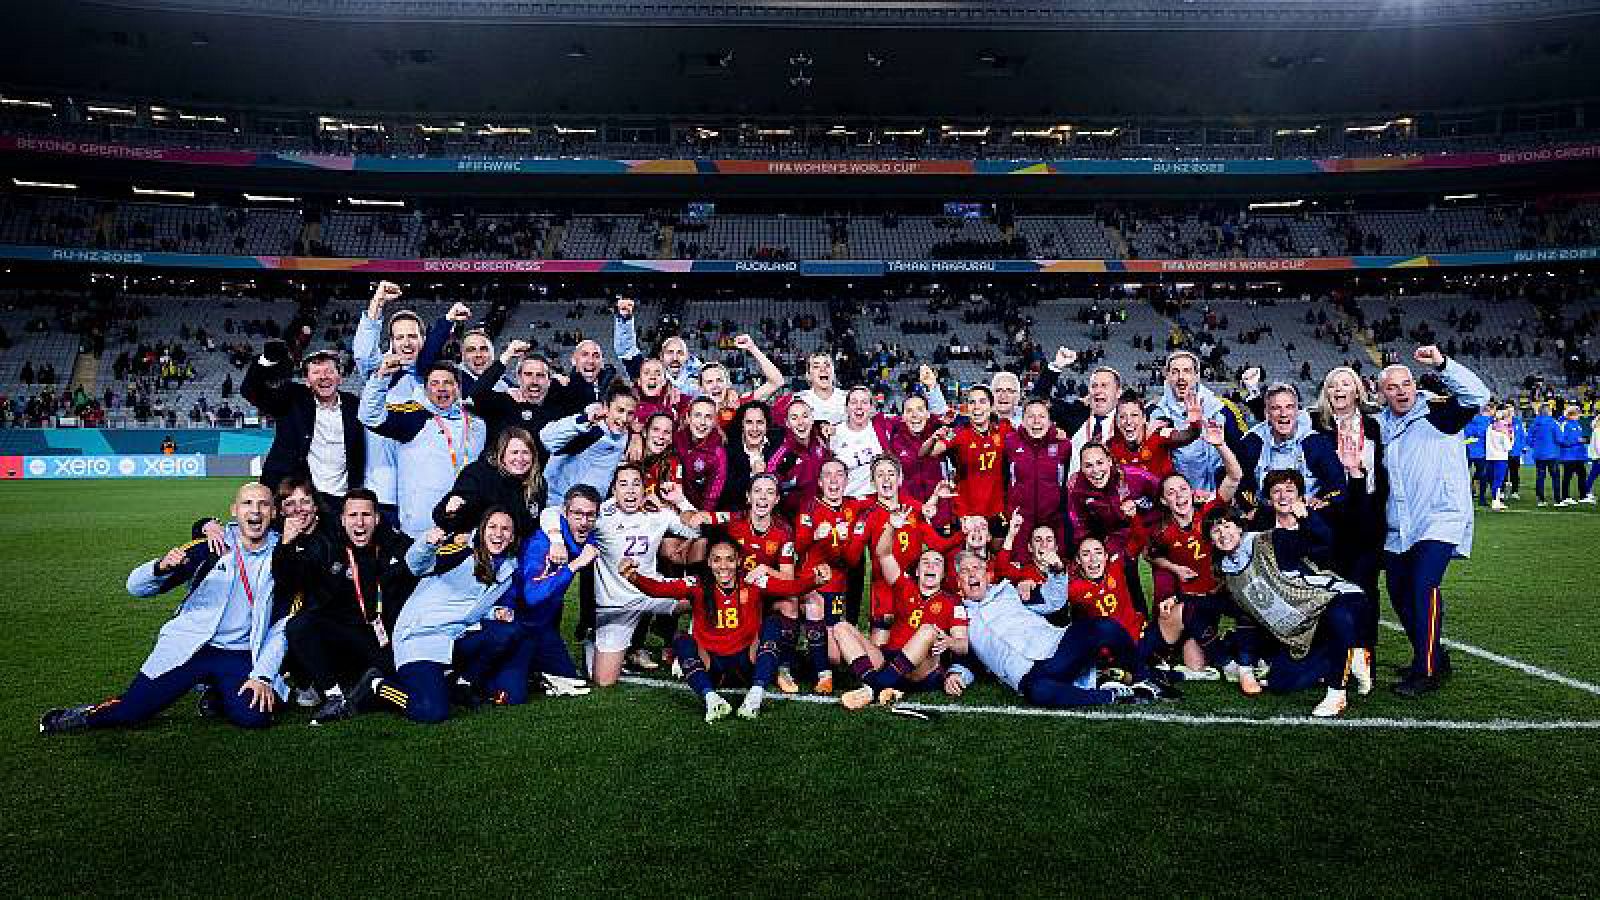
838,540 -> 968,710
623,540 -> 825,722
42,482 -> 289,733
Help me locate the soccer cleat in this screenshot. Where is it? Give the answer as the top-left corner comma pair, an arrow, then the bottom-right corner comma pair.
1237,666 -> 1263,696
39,704 -> 93,734
1177,666 -> 1222,682
737,688 -> 764,719
294,686 -> 322,708
814,671 -> 834,695
345,667 -> 385,711
1350,649 -> 1374,696
1558,498 -> 1578,507
840,685 -> 875,710
542,673 -> 592,697
1131,679 -> 1180,702
1311,688 -> 1348,718
625,648 -> 660,671
309,693 -> 356,726
703,692 -> 733,723
876,688 -> 905,708
1392,673 -> 1443,698
774,668 -> 800,695
1103,682 -> 1145,705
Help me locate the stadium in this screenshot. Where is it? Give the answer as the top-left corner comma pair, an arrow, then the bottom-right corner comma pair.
4,0 -> 1600,896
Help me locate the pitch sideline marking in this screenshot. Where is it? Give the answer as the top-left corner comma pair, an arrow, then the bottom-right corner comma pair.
617,676 -> 1600,732
1377,621 -> 1600,697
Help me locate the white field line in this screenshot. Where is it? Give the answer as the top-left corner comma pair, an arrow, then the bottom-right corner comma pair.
1377,620 -> 1600,697
616,676 -> 1600,732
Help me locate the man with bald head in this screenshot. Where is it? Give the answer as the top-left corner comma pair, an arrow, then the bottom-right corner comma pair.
41,483 -> 293,732
546,332 -> 619,420
1375,345 -> 1490,697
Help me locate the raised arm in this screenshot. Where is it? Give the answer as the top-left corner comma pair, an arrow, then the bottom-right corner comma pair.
736,333 -> 786,402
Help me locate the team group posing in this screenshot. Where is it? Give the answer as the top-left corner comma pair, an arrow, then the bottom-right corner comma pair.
41,281 -> 1493,732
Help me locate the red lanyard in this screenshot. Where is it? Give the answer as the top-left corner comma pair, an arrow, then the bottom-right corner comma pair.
345,546 -> 376,621
432,409 -> 472,471
233,544 -> 257,607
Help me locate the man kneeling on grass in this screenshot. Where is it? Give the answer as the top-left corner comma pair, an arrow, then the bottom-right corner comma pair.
42,483 -> 290,733
953,550 -> 1178,708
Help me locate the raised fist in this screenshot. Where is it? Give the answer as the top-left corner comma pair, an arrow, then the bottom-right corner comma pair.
733,333 -> 755,352
369,281 -> 402,317
446,302 -> 472,323
501,339 -> 530,365
1053,347 -> 1078,370
422,526 -> 447,547
919,364 -> 938,388
1414,345 -> 1446,368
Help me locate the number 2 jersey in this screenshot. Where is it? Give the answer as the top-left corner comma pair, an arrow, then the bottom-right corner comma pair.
1145,494 -> 1228,598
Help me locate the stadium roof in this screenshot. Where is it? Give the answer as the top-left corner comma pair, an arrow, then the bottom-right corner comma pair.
5,1 -> 1600,118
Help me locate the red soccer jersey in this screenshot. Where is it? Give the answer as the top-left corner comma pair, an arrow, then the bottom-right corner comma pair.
633,571 -> 812,656
886,580 -> 968,651
948,420 -> 1011,519
711,512 -> 797,577
794,497 -> 869,593
993,547 -> 1047,586
1067,557 -> 1146,642
1107,431 -> 1179,480
1148,494 -> 1227,597
861,499 -> 964,617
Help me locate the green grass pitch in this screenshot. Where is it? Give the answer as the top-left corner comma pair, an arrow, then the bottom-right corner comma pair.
2,479 -> 1598,896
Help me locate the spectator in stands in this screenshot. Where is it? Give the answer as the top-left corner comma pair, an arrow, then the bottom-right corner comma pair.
243,340 -> 365,507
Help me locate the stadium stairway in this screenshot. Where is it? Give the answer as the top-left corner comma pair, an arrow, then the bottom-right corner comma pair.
69,350 -> 99,395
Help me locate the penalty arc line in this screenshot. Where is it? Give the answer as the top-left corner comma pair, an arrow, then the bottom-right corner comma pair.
617,676 -> 1600,732
1377,620 -> 1600,697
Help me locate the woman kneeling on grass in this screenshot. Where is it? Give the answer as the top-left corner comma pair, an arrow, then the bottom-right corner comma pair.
356,508 -> 522,724
623,539 -> 825,723
1204,491 -> 1374,719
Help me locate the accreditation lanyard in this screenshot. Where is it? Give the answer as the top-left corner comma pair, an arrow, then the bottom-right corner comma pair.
346,546 -> 390,647
233,544 -> 257,607
432,409 -> 472,473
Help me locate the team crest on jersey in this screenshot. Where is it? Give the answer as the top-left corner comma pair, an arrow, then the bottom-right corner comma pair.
765,542 -> 776,554
930,602 -> 943,614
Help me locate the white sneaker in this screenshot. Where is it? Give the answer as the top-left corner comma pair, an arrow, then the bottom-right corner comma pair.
1312,688 -> 1348,718
1350,648 -> 1373,696
1538,501 -> 1549,507
704,692 -> 733,723
737,687 -> 764,719
542,673 -> 592,697
1490,499 -> 1506,511
1582,495 -> 1597,505
1178,666 -> 1222,681
294,686 -> 322,708
1558,498 -> 1578,507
